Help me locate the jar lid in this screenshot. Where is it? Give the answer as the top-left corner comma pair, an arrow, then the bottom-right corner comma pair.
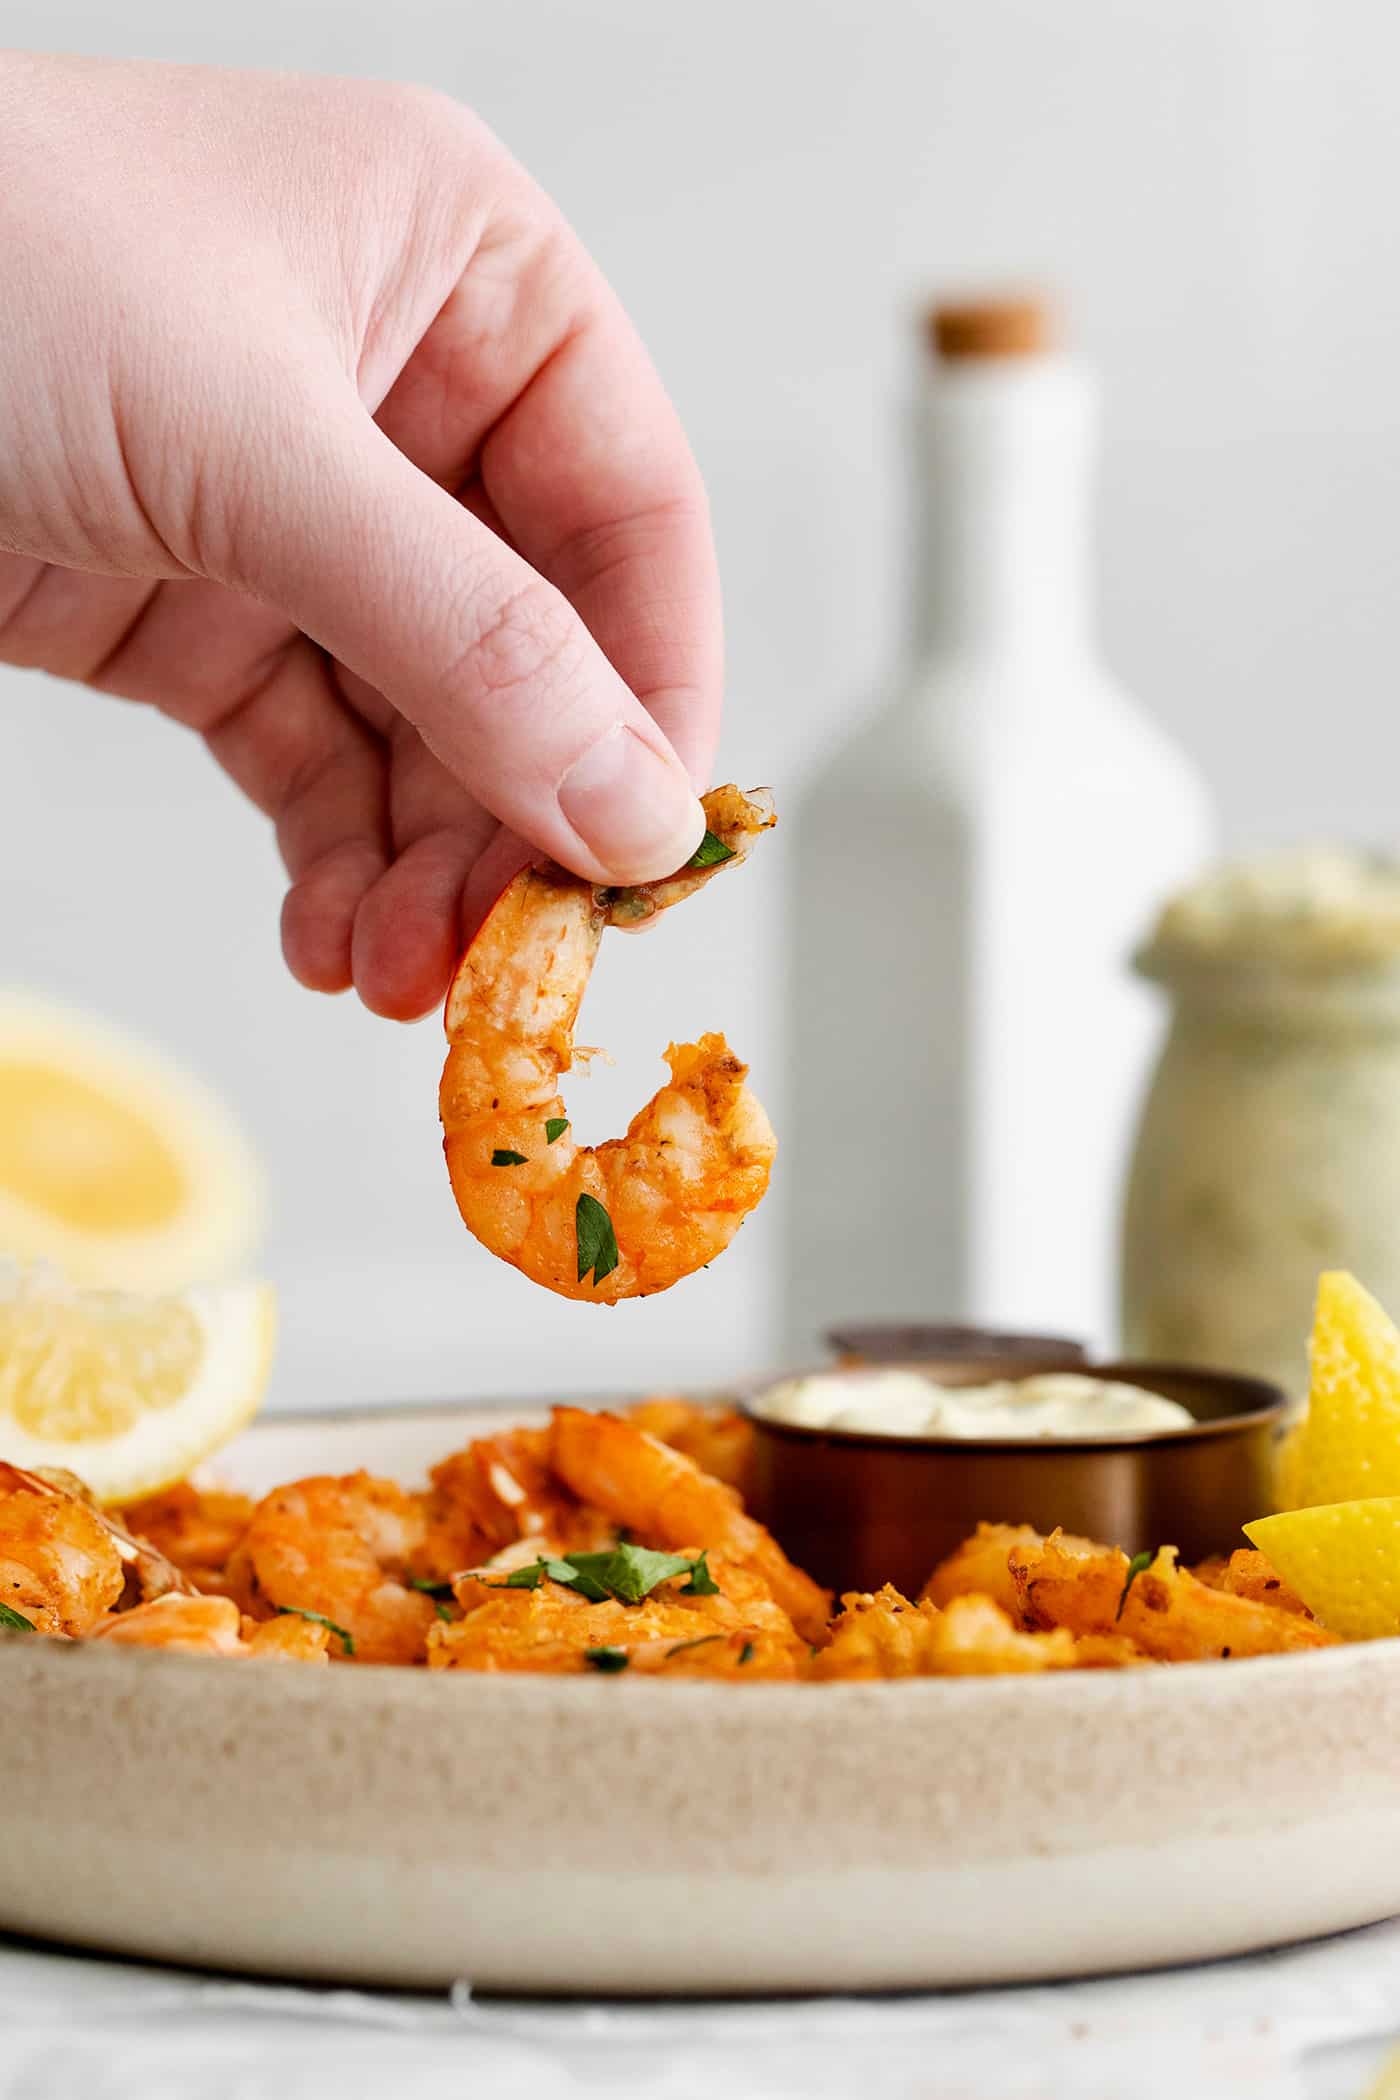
927,295 -> 1055,362
1141,844 -> 1400,974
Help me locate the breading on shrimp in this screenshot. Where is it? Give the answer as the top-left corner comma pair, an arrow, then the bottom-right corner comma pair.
1193,1547 -> 1310,1616
440,784 -> 777,1302
1009,1531 -> 1337,1661
549,1406 -> 832,1643
921,1522 -> 1049,1616
810,1587 -> 1085,1680
430,1547 -> 802,1678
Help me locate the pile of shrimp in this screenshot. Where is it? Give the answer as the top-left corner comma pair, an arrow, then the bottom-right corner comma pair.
0,1404 -> 1333,1677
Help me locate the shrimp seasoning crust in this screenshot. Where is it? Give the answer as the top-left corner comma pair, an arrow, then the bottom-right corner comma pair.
440,785 -> 778,1301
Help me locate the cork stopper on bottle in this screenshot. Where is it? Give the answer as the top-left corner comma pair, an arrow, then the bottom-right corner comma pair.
928,296 -> 1054,362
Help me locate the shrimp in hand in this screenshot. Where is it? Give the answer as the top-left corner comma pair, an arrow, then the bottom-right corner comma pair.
440,785 -> 777,1302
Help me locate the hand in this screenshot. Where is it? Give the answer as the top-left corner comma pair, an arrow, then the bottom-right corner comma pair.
0,54 -> 718,1017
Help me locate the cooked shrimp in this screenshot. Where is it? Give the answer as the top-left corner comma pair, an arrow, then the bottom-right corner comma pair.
921,1522 -> 1049,1616
419,1426 -> 615,1579
242,1611 -> 332,1662
226,1473 -> 436,1664
440,784 -> 777,1301
1194,1546 -> 1310,1616
94,1593 -> 249,1656
120,1481 -> 254,1596
430,1548 -> 802,1678
0,1457 -> 190,1610
1009,1531 -> 1337,1661
549,1406 -> 832,1643
0,1465 -> 125,1635
92,1592 -> 331,1662
624,1396 -> 755,1495
810,1587 -> 1084,1680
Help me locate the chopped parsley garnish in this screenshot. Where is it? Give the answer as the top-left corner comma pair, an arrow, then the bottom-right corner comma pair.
491,1556 -> 595,1595
665,1634 -> 723,1660
1116,1549 -> 1156,1621
0,1602 -> 35,1634
680,1550 -> 719,1596
545,1117 -> 569,1144
409,1578 -> 454,1597
687,830 -> 735,870
555,1543 -> 695,1604
434,1601 -> 455,1623
738,1640 -> 755,1666
491,1149 -> 528,1167
583,1646 -> 629,1673
277,1605 -> 355,1655
485,1542 -> 712,1607
575,1192 -> 620,1286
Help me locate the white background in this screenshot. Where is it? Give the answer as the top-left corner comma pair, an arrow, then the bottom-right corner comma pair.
4,0 -> 1398,1407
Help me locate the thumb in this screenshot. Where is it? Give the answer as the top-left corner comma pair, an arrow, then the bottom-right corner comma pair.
221,391 -> 707,885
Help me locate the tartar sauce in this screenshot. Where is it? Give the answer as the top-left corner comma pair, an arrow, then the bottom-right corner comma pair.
754,1369 -> 1193,1440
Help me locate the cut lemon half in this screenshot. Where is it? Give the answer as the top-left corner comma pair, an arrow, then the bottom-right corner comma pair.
0,994 -> 262,1292
1245,1499 -> 1400,1642
1284,1271 -> 1400,1509
0,1265 -> 275,1503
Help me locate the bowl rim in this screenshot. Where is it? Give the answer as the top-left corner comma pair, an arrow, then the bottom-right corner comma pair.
739,1357 -> 1289,1454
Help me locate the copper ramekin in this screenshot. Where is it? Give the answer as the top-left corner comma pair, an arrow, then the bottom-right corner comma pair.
743,1354 -> 1287,1598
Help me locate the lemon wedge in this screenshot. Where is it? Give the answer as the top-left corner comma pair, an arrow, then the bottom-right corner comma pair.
1245,1500 -> 1400,1641
0,994 -> 262,1292
1283,1271 -> 1400,1509
0,1265 -> 275,1503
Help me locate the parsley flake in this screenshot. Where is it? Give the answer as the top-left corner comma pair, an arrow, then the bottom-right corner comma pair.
562,1543 -> 694,1604
680,1550 -> 719,1596
583,1646 -> 629,1673
1116,1549 -> 1156,1621
575,1192 -> 620,1286
0,1602 -> 35,1634
277,1605 -> 355,1655
434,1601 -> 455,1623
491,1149 -> 528,1167
409,1578 -> 454,1598
687,830 -> 735,870
487,1543 -> 710,1607
738,1640 -> 755,1666
665,1634 -> 724,1661
545,1117 -> 569,1144
487,1556 -> 596,1595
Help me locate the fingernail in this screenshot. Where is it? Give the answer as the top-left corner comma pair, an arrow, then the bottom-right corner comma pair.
558,725 -> 705,882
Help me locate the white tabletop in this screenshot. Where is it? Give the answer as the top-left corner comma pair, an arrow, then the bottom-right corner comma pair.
6,1920 -> 1400,2100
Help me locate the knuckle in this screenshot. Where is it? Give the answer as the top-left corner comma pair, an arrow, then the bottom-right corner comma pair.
456,580 -> 583,713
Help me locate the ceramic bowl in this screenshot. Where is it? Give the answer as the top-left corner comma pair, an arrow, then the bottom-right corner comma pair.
3,1398 -> 1389,1998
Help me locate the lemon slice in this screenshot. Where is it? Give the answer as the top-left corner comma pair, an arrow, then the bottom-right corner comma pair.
0,1265 -> 275,1503
0,994 -> 262,1291
1284,1271 -> 1400,1509
1245,1499 -> 1400,1641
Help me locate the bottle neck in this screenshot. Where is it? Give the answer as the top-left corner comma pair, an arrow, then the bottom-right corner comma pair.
911,355 -> 1097,662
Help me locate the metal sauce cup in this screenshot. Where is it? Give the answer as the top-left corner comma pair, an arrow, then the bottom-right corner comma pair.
825,1323 -> 1088,1367
744,1355 -> 1287,1599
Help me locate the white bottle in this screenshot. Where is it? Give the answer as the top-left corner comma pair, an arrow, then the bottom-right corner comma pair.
783,297 -> 1213,1356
